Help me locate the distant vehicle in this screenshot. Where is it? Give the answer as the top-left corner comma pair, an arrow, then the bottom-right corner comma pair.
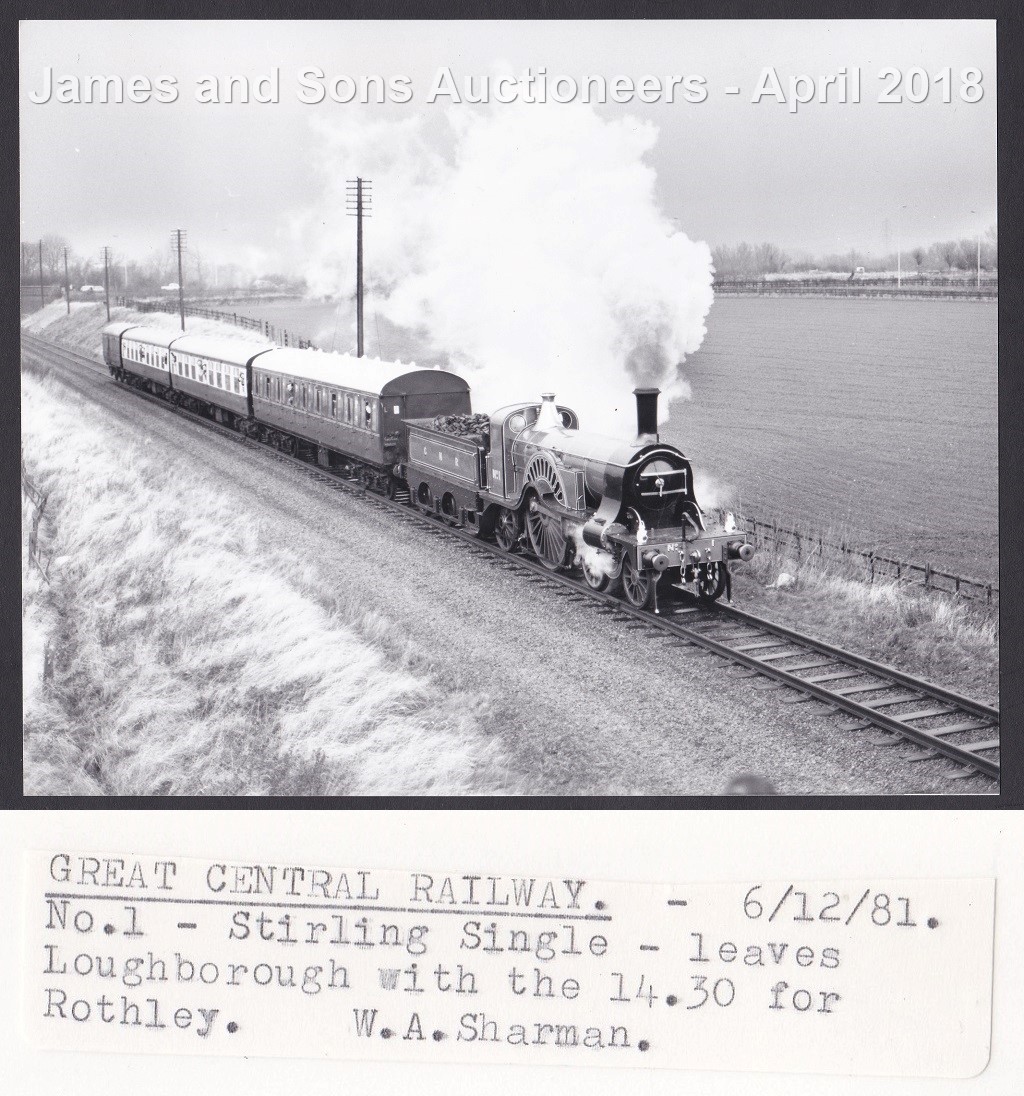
79,285 -> 105,293
161,282 -> 180,292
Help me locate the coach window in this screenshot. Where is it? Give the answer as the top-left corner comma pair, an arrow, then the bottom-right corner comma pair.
364,399 -> 373,429
315,387 -> 321,414
331,392 -> 338,419
286,382 -> 295,406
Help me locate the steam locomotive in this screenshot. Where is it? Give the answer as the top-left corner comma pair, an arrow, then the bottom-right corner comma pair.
101,321 -> 754,608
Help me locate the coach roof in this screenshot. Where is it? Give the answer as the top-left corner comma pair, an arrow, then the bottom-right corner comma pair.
255,346 -> 469,397
101,321 -> 141,338
117,326 -> 182,348
170,334 -> 274,367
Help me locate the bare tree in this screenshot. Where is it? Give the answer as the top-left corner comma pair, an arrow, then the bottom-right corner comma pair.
956,238 -> 979,272
983,223 -> 997,270
936,240 -> 961,271
911,247 -> 926,271
753,242 -> 788,275
39,234 -> 70,279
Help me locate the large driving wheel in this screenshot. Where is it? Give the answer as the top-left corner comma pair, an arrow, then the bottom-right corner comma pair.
526,492 -> 571,570
697,562 -> 728,602
494,508 -> 522,553
621,553 -> 655,609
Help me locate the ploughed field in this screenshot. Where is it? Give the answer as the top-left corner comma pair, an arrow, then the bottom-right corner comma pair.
228,296 -> 998,584
676,298 -> 997,586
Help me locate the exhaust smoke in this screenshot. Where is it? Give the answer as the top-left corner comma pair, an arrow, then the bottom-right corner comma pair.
292,95 -> 714,434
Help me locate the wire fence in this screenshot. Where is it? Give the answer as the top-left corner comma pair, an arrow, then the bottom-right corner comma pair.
714,277 -> 997,299
740,514 -> 997,608
116,297 -> 319,349
21,457 -> 51,585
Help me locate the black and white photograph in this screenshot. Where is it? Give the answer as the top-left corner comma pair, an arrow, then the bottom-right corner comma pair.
19,16 -> 999,797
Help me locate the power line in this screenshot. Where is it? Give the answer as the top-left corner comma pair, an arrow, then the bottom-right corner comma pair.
346,178 -> 372,357
101,246 -> 112,322
171,228 -> 187,330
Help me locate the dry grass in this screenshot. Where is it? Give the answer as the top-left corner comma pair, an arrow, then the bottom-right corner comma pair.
21,372 -> 511,796
732,527 -> 998,706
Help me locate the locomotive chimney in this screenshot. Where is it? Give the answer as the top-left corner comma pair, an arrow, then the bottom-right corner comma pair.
634,387 -> 660,444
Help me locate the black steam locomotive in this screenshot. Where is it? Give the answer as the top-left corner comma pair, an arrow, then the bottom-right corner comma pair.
102,322 -> 753,608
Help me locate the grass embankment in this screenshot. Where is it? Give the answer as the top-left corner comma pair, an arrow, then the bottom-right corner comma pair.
729,526 -> 998,706
22,369 -> 511,796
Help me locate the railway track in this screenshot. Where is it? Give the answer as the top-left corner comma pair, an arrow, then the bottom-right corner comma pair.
22,332 -> 1000,787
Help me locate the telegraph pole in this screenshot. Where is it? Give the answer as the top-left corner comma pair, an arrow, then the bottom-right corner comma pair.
346,178 -> 372,357
38,240 -> 44,311
63,246 -> 71,314
101,246 -> 112,321
171,228 -> 187,330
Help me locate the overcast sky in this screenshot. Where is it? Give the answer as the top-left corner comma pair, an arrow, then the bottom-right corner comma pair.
20,19 -> 996,271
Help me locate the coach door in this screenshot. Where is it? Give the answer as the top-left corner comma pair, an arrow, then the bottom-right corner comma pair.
381,393 -> 404,447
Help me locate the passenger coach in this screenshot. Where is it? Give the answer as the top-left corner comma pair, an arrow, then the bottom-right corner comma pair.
169,335 -> 273,424
250,348 -> 471,483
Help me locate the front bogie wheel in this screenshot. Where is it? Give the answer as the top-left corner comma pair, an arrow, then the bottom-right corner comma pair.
620,554 -> 656,609
581,551 -> 620,594
697,562 -> 728,602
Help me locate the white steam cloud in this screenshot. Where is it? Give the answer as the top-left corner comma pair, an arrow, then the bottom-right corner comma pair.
293,99 -> 714,435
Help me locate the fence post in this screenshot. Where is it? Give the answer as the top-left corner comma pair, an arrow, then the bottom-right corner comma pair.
924,562 -> 932,588
868,551 -> 874,583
